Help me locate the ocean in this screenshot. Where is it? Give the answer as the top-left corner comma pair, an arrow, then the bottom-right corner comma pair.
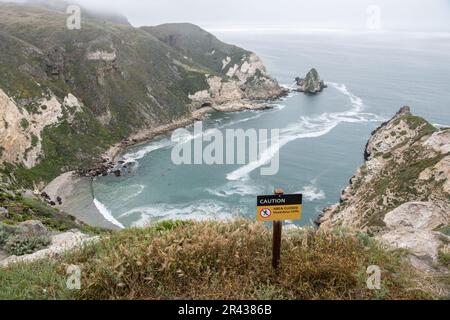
91,31 -> 450,229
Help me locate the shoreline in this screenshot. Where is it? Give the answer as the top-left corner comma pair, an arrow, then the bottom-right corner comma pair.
46,96 -> 288,229
79,99 -> 282,178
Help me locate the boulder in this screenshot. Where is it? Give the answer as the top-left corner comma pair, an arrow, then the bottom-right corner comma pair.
378,202 -> 450,268
18,220 -> 48,236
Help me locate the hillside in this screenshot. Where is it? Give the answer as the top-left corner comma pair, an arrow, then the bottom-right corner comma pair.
317,107 -> 450,273
0,2 -> 284,188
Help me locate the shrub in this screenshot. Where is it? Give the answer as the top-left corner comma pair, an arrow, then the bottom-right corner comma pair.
438,250 -> 450,268
4,235 -> 51,256
20,118 -> 29,130
0,230 -> 9,247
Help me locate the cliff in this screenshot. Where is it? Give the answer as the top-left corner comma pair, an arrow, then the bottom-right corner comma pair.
317,107 -> 450,271
0,3 -> 284,187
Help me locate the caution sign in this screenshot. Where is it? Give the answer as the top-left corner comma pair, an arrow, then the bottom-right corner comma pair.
257,194 -> 302,221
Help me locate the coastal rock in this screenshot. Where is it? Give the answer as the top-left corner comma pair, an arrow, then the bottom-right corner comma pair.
188,53 -> 287,109
18,220 -> 48,236
113,169 -> 122,177
378,202 -> 449,265
318,107 -> 450,271
295,68 -> 327,94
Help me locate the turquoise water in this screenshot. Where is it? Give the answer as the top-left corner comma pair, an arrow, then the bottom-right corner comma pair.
92,32 -> 450,228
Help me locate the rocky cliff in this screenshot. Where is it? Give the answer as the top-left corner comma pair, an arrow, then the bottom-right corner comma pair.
317,107 -> 450,271
0,3 -> 284,187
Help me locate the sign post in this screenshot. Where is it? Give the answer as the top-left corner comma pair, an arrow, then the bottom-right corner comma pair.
257,189 -> 303,269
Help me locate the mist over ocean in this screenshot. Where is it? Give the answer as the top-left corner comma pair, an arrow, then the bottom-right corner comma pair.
92,32 -> 450,228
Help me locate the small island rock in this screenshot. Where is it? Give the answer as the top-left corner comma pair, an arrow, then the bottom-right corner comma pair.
295,68 -> 327,94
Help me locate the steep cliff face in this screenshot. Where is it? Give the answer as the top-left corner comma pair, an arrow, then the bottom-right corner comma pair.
318,107 -> 450,270
0,4 -> 283,186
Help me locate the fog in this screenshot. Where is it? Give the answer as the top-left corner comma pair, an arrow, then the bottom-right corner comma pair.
3,0 -> 450,32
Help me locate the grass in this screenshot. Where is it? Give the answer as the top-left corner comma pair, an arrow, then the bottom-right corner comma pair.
438,250 -> 450,268
0,220 -> 437,300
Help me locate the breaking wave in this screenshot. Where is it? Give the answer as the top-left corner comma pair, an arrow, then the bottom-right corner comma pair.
206,180 -> 266,198
93,198 -> 125,229
119,200 -> 236,228
227,83 -> 384,181
296,180 -> 326,201
121,139 -> 172,165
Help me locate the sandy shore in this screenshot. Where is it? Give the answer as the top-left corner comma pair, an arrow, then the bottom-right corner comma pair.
43,172 -> 120,230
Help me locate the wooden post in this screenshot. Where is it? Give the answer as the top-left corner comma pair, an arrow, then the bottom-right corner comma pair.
272,188 -> 284,269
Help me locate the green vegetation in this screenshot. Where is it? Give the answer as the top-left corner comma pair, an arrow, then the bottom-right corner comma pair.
143,23 -> 249,74
0,189 -> 103,234
438,225 -> 450,237
0,220 -> 437,300
438,250 -> 450,267
404,115 -> 437,135
3,234 -> 51,256
0,259 -> 74,300
20,118 -> 29,130
30,134 -> 38,148
0,230 -> 8,246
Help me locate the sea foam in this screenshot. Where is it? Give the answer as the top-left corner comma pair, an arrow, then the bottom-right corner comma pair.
93,198 -> 125,229
226,83 -> 384,181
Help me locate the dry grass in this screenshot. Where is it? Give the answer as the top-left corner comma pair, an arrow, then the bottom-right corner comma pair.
57,220 -> 433,300
0,220 -> 438,300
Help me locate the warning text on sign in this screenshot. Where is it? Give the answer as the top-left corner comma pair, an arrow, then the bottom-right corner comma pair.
256,194 -> 302,222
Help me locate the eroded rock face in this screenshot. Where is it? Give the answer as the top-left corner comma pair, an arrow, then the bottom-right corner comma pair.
0,88 -> 83,168
379,202 -> 449,265
317,107 -> 450,270
189,53 -> 286,108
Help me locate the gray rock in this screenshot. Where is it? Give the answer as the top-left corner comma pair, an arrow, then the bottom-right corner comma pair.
0,207 -> 8,218
21,190 -> 35,199
18,220 -> 48,236
0,222 -> 18,234
378,202 -> 450,269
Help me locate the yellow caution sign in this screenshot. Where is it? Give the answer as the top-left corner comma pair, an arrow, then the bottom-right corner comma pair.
256,194 -> 302,222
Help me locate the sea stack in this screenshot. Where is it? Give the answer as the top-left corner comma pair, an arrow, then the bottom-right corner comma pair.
295,68 -> 327,94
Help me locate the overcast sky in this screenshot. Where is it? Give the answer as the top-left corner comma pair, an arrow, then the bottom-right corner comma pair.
4,0 -> 450,32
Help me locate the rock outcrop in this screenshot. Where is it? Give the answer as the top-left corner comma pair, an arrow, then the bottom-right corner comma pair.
317,106 -> 450,271
295,68 -> 327,94
0,88 -> 82,169
188,53 -> 286,110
